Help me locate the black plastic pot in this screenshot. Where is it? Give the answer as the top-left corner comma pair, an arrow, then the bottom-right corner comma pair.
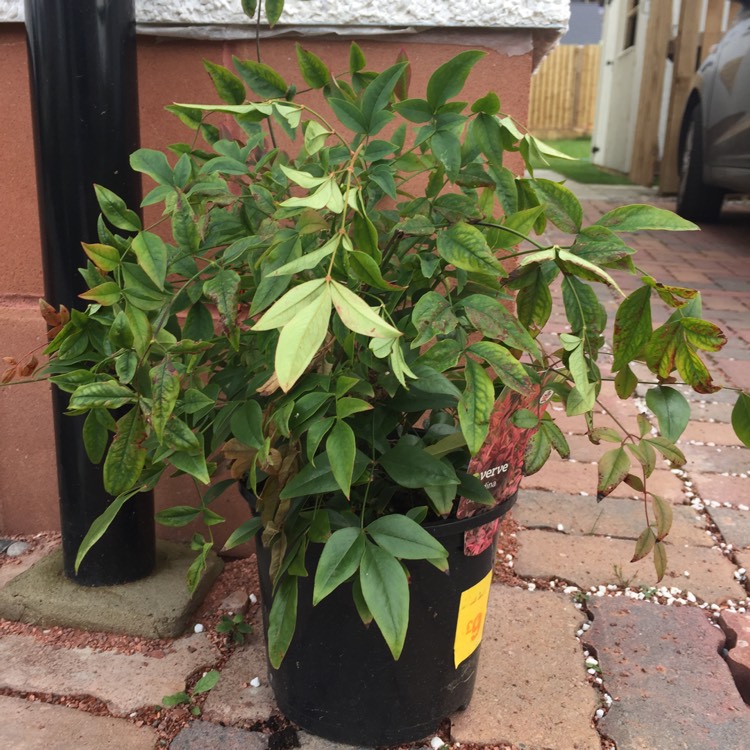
251,494 -> 516,746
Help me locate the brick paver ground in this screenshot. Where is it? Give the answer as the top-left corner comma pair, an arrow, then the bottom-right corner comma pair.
1,185 -> 749,749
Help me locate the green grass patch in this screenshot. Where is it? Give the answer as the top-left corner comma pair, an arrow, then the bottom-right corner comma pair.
530,138 -> 631,185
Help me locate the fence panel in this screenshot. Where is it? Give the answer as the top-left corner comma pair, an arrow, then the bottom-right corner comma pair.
527,44 -> 601,139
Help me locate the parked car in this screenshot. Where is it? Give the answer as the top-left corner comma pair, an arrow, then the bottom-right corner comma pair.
677,1 -> 750,222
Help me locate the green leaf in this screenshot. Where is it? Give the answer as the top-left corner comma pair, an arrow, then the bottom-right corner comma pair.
469,113 -> 505,170
631,527 -> 656,562
69,382 -> 136,411
267,575 -> 298,668
437,222 -> 503,275
471,92 -> 500,115
183,388 -> 216,414
163,418 -> 201,453
267,237 -> 337,278
360,542 -> 409,660
203,269 -> 241,328
597,447 -> 630,499
361,62 -> 406,132
82,410 -> 109,464
379,442 -> 459,489
326,420 -> 356,498
614,364 -> 638,399
130,149 -> 175,187
645,386 -> 690,442
193,670 -> 220,694
233,57 -> 288,98
681,317 -> 727,352
348,251 -> 400,291
459,358 -> 495,455
275,286 -> 332,392
103,408 -> 148,495
115,351 -> 137,384
241,0 -> 258,19
349,42 -> 366,73
595,204 -> 698,232
653,540 -> 668,581
524,429 -> 551,474
155,505 -> 201,527
392,98 -> 434,123
330,280 -> 400,338
281,451 -> 369,499
131,231 -> 168,290
150,360 -> 180,442
203,60 -> 246,105
652,494 -> 673,541
467,341 -> 531,395
312,527 -> 365,605
367,515 -> 448,561
231,400 -> 265,449
462,295 -> 541,357
223,517 -> 263,550
531,179 -> 582,233
79,282 -> 121,306
516,267 -> 552,330
162,692 -> 190,707
74,486 -> 142,572
426,50 -> 486,111
642,436 -> 686,466
510,408 -> 539,429
432,130 -> 462,182
411,292 -> 458,348
295,44 -> 330,88
170,450 -> 211,484
732,392 -> 750,448
613,286 -> 652,370
253,279 -> 327,330
328,97 -> 367,133
81,242 -> 121,272
94,184 -> 141,232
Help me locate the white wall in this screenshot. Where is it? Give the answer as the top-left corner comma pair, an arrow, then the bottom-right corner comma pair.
0,0 -> 570,29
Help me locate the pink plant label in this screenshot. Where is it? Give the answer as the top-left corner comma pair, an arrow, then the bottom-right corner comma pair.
457,383 -> 553,556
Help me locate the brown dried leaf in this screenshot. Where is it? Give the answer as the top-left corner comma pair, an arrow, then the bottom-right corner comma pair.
18,355 -> 39,377
257,371 -> 280,396
39,298 -> 60,326
1,366 -> 17,383
2,356 -> 17,365
59,305 -> 70,325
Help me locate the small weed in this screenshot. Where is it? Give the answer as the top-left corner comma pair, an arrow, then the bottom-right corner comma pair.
163,669 -> 220,716
217,613 -> 253,645
612,564 -> 636,588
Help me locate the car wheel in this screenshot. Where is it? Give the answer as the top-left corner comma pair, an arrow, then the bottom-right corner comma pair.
676,106 -> 725,223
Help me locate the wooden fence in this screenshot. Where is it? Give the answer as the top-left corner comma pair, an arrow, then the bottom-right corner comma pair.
527,44 -> 601,139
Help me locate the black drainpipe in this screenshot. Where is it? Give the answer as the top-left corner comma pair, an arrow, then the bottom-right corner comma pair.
24,0 -> 155,585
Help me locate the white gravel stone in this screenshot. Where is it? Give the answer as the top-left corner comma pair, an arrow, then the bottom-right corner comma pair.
249,676 -> 261,688
193,623 -> 204,633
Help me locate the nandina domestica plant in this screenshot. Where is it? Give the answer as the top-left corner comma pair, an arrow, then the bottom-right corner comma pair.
4,2 -> 750,742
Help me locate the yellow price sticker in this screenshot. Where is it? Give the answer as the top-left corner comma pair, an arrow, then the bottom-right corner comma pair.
453,570 -> 492,668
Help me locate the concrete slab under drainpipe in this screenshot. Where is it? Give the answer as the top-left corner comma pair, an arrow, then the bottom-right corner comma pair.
0,541 -> 223,639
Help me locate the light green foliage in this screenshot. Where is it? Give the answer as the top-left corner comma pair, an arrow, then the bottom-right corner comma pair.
30,8 -> 748,663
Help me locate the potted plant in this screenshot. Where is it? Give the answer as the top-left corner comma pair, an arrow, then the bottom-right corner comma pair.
7,2 -> 750,744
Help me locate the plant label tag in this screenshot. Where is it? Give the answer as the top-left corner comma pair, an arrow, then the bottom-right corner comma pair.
458,383 -> 552,555
453,570 -> 493,668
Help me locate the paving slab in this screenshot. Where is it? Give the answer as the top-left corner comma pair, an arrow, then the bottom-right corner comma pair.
203,609 -> 277,725
0,632 -> 219,716
0,540 -> 223,638
515,529 -> 746,603
514,490 -> 712,547
523,460 -> 686,502
587,597 -> 750,750
451,585 -> 600,750
681,443 -> 749,474
680,421 -> 743,445
298,732 -> 371,750
0,694 -> 157,750
0,538 -> 59,589
692,473 -> 750,506
719,611 -> 750,704
707,505 -> 750,550
170,720 -> 267,749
